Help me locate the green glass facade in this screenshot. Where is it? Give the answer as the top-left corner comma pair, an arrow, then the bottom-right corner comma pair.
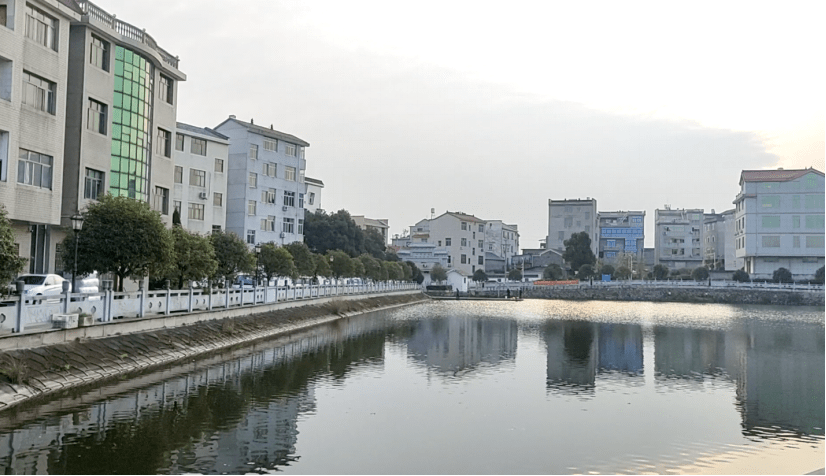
110,45 -> 153,200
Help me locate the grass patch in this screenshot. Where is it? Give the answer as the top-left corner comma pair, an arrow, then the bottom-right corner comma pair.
0,354 -> 29,385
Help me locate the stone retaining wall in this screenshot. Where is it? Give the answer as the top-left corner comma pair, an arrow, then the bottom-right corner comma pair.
0,293 -> 428,412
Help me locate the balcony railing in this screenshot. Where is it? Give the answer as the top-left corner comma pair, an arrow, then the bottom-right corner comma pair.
76,0 -> 180,70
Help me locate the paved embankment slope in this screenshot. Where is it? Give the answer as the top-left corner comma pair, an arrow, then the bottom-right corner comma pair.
0,293 -> 427,412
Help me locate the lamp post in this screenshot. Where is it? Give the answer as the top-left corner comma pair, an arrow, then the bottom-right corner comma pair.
254,243 -> 262,286
70,213 -> 84,295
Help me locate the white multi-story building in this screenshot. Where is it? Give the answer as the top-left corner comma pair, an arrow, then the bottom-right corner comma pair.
352,215 -> 389,244
703,209 -> 737,271
546,198 -> 598,257
654,207 -> 704,270
597,211 -> 645,265
484,220 -> 519,273
733,168 -> 824,279
214,116 -> 309,247
303,176 -> 323,213
0,0 -> 80,273
395,242 -> 448,282
172,122 -> 228,234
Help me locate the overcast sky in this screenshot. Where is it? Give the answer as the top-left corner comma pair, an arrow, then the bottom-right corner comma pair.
105,0 -> 824,247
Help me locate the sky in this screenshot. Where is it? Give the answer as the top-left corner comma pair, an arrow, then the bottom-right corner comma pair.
104,0 -> 824,248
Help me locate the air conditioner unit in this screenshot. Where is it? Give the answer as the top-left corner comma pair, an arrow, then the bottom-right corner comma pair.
280,232 -> 286,238
282,206 -> 288,211
199,192 -> 207,199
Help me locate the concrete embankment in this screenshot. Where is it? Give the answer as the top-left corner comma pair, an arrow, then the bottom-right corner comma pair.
0,292 -> 427,412
464,285 -> 824,306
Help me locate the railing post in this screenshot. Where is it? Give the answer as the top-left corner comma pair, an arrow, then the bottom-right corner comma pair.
164,280 -> 171,316
188,282 -> 194,313
62,280 -> 70,315
14,280 -> 25,333
225,279 -> 230,309
138,280 -> 145,318
106,280 -> 115,322
208,280 -> 213,310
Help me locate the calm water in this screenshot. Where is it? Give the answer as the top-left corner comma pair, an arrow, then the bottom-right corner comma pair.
0,300 -> 822,474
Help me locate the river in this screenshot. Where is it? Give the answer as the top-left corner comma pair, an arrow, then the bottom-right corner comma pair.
0,299 -> 822,474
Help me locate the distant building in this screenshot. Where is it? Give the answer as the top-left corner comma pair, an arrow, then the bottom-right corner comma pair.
597,211 -> 645,266
484,220 -> 519,273
703,209 -> 737,271
395,242 -> 448,283
171,122 -> 228,234
352,216 -> 389,244
546,198 -> 598,257
512,248 -> 564,281
303,176 -> 323,213
733,168 -> 824,279
654,207 -> 704,270
214,116 -> 308,247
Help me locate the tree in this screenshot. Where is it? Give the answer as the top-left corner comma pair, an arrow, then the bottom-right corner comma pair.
691,266 -> 709,282
578,264 -> 595,280
405,260 -> 424,284
304,209 -> 364,257
359,254 -> 383,282
508,268 -> 522,281
472,269 -> 488,283
652,264 -> 669,281
563,232 -> 596,272
259,243 -> 297,281
61,195 -> 173,291
615,266 -> 631,280
284,242 -> 316,279
326,250 -> 354,278
815,266 -> 824,284
732,269 -> 749,282
210,231 -> 255,283
314,253 -> 332,279
772,267 -> 793,283
362,228 -> 387,260
599,264 -> 615,277
399,261 -> 412,281
0,206 -> 26,294
543,264 -> 566,280
351,258 -> 365,278
383,261 -> 403,281
167,226 -> 218,289
430,264 -> 447,283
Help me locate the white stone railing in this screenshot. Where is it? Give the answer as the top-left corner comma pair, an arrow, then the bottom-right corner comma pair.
0,282 -> 420,335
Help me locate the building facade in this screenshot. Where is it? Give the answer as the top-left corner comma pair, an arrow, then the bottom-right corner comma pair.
0,0 -> 80,273
395,242 -> 448,283
703,209 -> 737,271
171,122 -> 228,234
597,211 -> 645,267
352,215 -> 389,244
733,168 -> 824,279
408,211 -> 487,276
303,176 -> 323,214
484,220 -> 519,273
546,198 -> 598,257
214,116 -> 309,247
654,207 -> 704,270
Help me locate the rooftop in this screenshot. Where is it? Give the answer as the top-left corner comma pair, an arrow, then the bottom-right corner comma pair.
305,177 -> 324,186
176,122 -> 229,141
740,168 -> 823,184
216,116 -> 310,147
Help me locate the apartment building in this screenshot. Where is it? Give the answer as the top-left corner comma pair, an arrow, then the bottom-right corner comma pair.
171,122 -> 228,234
0,0 -> 80,273
214,116 -> 308,247
654,207 -> 704,270
352,215 -> 389,244
546,198 -> 598,257
409,211 -> 488,276
733,168 -> 824,279
703,209 -> 737,271
395,242 -> 448,282
303,176 -> 323,213
484,220 -> 519,273
597,211 -> 644,266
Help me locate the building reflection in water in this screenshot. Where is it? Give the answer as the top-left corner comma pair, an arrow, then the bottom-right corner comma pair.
406,317 -> 518,376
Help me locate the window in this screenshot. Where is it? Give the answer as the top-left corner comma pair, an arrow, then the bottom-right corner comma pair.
804,175 -> 819,189
461,222 -> 467,231
761,235 -> 780,247
25,5 -> 56,50
174,166 -> 183,184
298,218 -> 304,234
0,130 -> 8,182
761,196 -> 780,208
153,186 -> 169,215
214,158 -> 224,172
249,144 -> 258,159
263,162 -> 276,177
17,148 -> 52,188
762,216 -> 780,228
606,239 -> 616,248
793,236 -> 800,248
0,5 -> 7,28
793,195 -> 801,209
283,190 -> 295,207
262,188 -> 276,203
285,144 -> 296,156
191,137 -> 206,156
461,238 -> 467,246
445,238 -> 452,246
806,235 -> 825,248
212,225 -> 221,234
479,224 -> 484,232
22,71 -> 55,114
158,74 -> 173,104
247,230 -> 255,244
249,172 -> 257,188
478,240 -> 483,248
90,35 -> 109,70
283,217 -> 294,233
156,128 -> 171,157
793,216 -> 801,228
261,216 -> 275,231
189,168 -> 206,187
461,254 -> 467,264
478,256 -> 484,265
173,200 -> 181,214
299,193 -> 304,208
585,225 -> 590,233
175,133 -> 185,151
806,215 -> 825,229
248,200 -> 256,215
285,166 -> 296,181
298,169 -> 305,183
187,202 -> 204,220
264,139 -> 277,151
564,217 -> 573,227
86,98 -> 107,134
213,192 -> 222,207
84,168 -> 104,200
805,194 -> 825,209
308,192 -> 315,205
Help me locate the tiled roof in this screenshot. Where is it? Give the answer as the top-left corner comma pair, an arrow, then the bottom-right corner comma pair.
740,168 -> 823,184
215,117 -> 309,147
446,211 -> 486,223
176,122 -> 229,141
305,177 -> 324,186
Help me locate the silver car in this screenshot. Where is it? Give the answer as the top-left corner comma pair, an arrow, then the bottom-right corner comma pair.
12,274 -> 70,296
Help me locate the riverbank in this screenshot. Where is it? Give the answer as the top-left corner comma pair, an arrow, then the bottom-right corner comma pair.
457,285 -> 824,306
0,293 -> 427,412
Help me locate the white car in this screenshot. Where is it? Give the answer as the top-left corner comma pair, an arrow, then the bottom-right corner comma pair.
12,274 -> 70,296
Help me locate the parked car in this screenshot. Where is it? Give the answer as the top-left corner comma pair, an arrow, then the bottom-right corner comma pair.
9,274 -> 70,296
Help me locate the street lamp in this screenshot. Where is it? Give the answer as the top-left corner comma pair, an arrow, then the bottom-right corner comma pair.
254,243 -> 262,285
70,213 -> 84,295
